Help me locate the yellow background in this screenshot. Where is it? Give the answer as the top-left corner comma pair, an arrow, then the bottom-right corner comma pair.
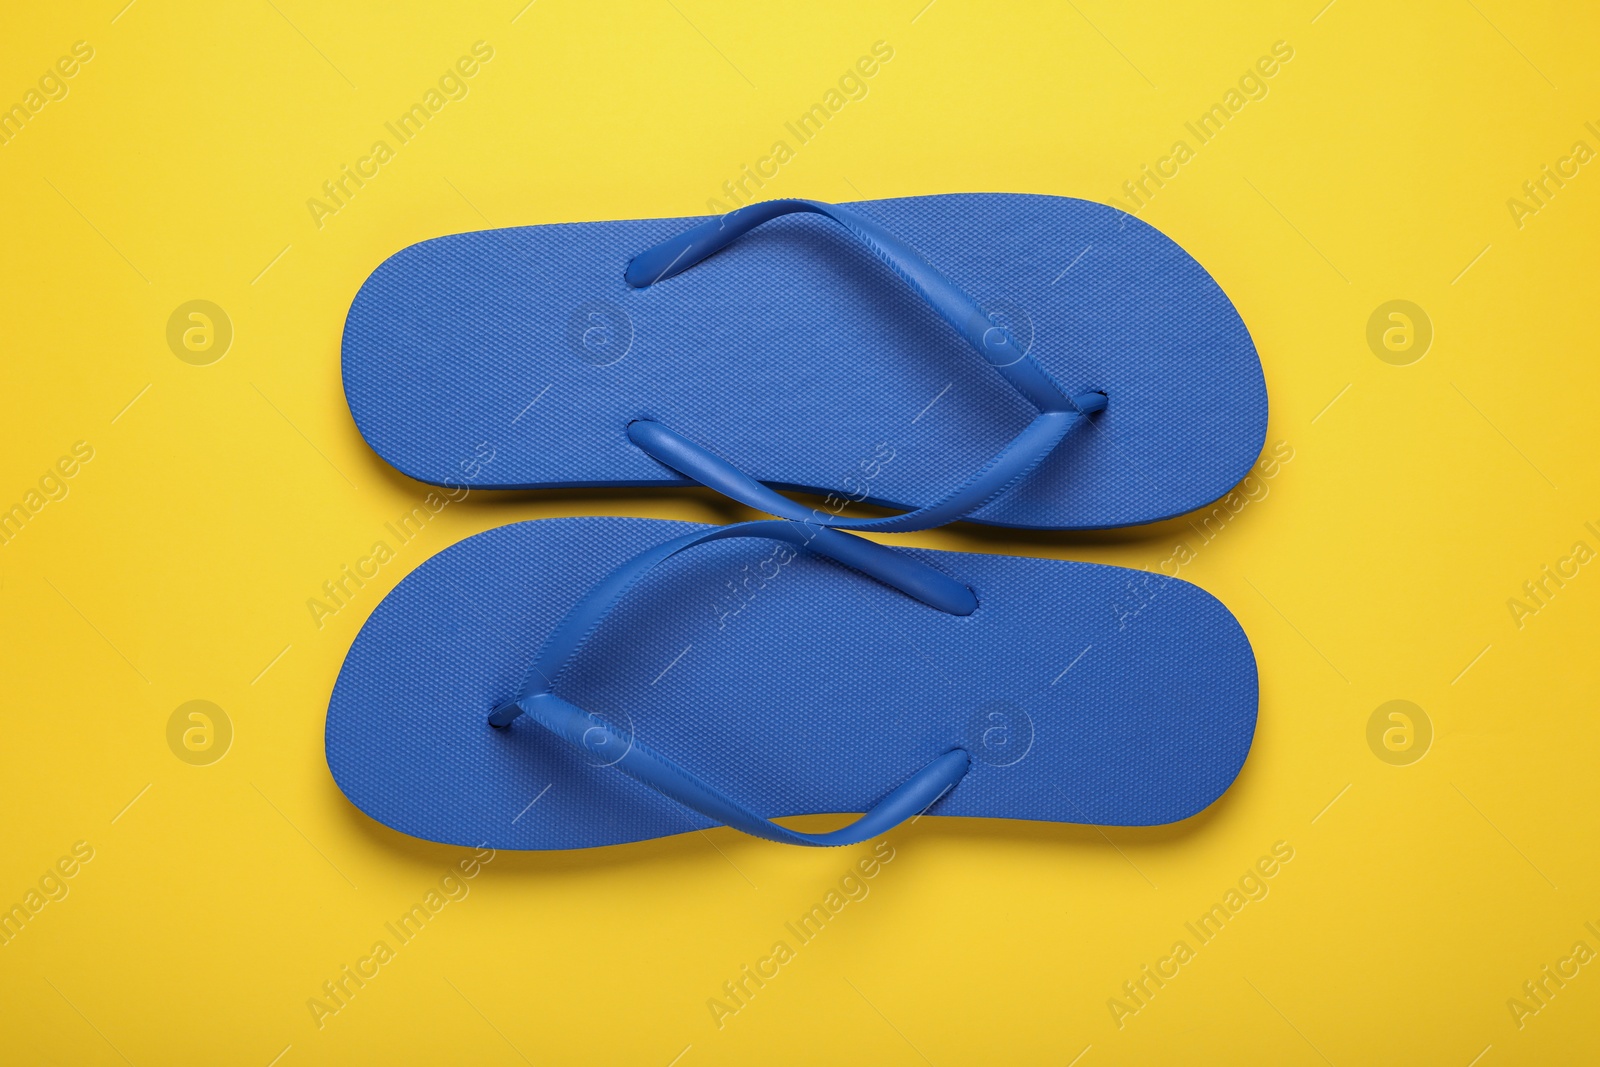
2,1 -> 1596,1063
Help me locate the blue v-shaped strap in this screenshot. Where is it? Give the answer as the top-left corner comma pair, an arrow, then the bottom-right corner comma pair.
487,520 -> 974,845
623,199 -> 1105,532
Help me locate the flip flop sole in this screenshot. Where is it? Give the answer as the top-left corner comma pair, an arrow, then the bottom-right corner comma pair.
325,517 -> 1258,849
342,193 -> 1267,529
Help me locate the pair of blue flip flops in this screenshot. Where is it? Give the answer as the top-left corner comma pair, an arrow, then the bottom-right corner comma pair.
327,193 -> 1265,850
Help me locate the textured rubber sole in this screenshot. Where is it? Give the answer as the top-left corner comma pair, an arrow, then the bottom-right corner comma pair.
342,193 -> 1268,529
325,517 -> 1259,849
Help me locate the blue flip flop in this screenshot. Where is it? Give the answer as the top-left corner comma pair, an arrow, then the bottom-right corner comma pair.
325,517 -> 1258,849
342,193 -> 1267,530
